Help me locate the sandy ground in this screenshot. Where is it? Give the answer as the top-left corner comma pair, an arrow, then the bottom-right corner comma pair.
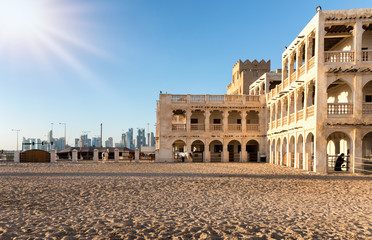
0,162 -> 370,240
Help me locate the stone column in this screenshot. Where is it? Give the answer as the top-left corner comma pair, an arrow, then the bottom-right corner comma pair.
305,36 -> 309,73
135,149 -> 140,163
354,74 -> 363,120
354,21 -> 363,64
241,111 -> 246,132
222,143 -> 229,163
51,150 -> 57,163
223,110 -> 229,133
186,109 -> 191,133
353,128 -> 362,173
93,149 -> 98,163
14,151 -> 20,163
114,148 -> 119,162
205,110 -> 210,132
204,142 -> 210,163
241,146 -> 248,163
72,149 -> 77,163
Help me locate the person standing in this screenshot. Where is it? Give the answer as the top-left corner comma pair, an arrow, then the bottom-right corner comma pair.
334,153 -> 345,171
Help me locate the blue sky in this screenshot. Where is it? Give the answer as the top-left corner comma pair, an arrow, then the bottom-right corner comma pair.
0,0 -> 370,150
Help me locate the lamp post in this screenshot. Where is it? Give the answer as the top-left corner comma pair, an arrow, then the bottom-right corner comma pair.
11,129 -> 20,151
59,122 -> 67,148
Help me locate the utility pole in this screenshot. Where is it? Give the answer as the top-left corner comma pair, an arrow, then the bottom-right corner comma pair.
11,129 -> 20,151
100,123 -> 103,148
59,123 -> 67,148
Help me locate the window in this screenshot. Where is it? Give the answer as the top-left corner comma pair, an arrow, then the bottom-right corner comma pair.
237,119 -> 241,124
366,95 -> 372,102
191,118 -> 198,124
213,119 -> 221,124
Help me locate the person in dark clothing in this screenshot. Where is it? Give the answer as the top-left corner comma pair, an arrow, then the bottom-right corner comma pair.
334,153 -> 345,171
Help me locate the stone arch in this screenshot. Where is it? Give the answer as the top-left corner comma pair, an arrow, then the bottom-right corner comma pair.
271,139 -> 276,164
246,140 -> 259,162
282,137 -> 288,166
327,79 -> 353,115
305,132 -> 315,171
172,110 -> 186,131
209,140 -> 223,162
297,134 -> 304,169
172,140 -> 186,161
289,135 -> 296,167
276,138 -> 281,165
191,140 -> 204,162
228,140 -> 241,162
327,131 -> 352,172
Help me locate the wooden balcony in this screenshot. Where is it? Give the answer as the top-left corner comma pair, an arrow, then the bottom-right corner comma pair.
308,56 -> 315,70
290,71 -> 296,84
282,116 -> 288,126
325,51 -> 354,63
210,124 -> 223,131
297,109 -> 304,121
283,78 -> 289,89
299,65 -> 306,78
228,124 -> 242,131
306,105 -> 315,118
327,103 -> 353,115
289,113 -> 295,124
172,124 -> 186,131
190,124 -> 205,131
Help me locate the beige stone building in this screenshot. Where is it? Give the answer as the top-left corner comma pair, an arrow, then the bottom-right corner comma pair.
156,7 -> 372,173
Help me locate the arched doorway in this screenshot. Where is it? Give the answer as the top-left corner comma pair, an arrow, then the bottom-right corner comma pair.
327,79 -> 353,116
246,140 -> 259,162
306,133 -> 315,171
297,135 -> 304,169
228,140 -> 241,162
289,136 -> 295,167
172,140 -> 186,162
209,140 -> 223,162
327,132 -> 352,172
362,132 -> 372,172
276,138 -> 281,165
362,81 -> 372,114
282,137 -> 288,166
191,140 -> 204,162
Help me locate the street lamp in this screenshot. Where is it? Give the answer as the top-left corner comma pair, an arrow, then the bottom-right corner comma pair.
59,122 -> 67,148
11,129 -> 20,151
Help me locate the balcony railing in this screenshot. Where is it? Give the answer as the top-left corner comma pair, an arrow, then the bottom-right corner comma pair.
172,124 -> 186,131
226,95 -> 243,103
363,103 -> 372,114
325,51 -> 354,63
190,95 -> 205,102
299,65 -> 306,78
171,95 -> 187,103
228,124 -> 242,131
190,124 -> 205,131
327,103 -> 353,115
210,124 -> 223,131
246,95 -> 260,102
306,105 -> 315,118
282,116 -> 288,126
290,71 -> 296,84
246,124 -> 259,131
297,109 -> 304,121
308,56 -> 315,70
209,95 -> 224,102
289,113 -> 295,124
362,50 -> 372,61
276,119 -> 281,127
283,77 -> 289,89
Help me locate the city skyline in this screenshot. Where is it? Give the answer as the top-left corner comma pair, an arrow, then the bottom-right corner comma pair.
1,0 -> 369,150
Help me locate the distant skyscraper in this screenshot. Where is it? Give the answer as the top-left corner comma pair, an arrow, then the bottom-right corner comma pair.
150,132 -> 155,147
125,128 -> 134,149
121,133 -> 127,148
105,140 -> 110,147
136,128 -> 146,150
108,137 -> 113,147
92,137 -> 102,148
75,138 -> 79,147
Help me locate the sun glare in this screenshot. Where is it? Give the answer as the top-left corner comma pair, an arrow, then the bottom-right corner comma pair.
0,0 -> 46,38
0,0 -> 104,83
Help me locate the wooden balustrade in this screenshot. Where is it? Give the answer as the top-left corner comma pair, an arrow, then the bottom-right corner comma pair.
283,78 -> 289,89
308,56 -> 315,69
289,113 -> 295,124
299,65 -> 305,78
190,95 -> 205,102
172,124 -> 186,131
306,105 -> 315,118
171,95 -> 187,103
290,71 -> 296,83
190,124 -> 205,131
297,109 -> 304,121
246,124 -> 259,131
282,116 -> 288,126
325,51 -> 354,63
210,124 -> 223,131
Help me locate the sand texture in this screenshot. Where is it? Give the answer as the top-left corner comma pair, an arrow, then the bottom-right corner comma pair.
0,162 -> 371,239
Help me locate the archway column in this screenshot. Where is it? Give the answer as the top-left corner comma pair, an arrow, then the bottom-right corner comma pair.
205,111 -> 210,132
204,143 -> 210,163
241,145 -> 247,163
186,109 -> 191,132
223,110 -> 229,133
222,142 -> 229,163
354,75 -> 363,119
353,129 -> 362,173
186,140 -> 192,163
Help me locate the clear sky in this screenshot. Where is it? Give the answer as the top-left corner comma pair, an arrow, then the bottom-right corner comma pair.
0,0 -> 370,150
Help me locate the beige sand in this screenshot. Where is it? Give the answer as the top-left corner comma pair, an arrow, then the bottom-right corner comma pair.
0,162 -> 370,239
